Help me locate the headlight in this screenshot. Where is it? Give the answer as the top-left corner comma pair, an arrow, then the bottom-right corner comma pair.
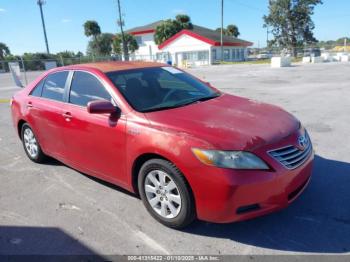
192,148 -> 269,170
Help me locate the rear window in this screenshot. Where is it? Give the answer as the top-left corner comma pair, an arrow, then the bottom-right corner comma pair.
41,71 -> 69,102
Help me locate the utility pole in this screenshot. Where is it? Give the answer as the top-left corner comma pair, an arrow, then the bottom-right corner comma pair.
37,0 -> 50,54
220,0 -> 224,61
266,26 -> 269,47
344,38 -> 347,52
117,0 -> 128,60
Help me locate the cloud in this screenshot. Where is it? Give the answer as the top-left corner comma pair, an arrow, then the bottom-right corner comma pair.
0,8 -> 6,12
172,9 -> 187,14
61,18 -> 72,23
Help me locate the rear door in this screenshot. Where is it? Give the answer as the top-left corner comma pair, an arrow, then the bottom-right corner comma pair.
61,71 -> 127,184
26,71 -> 70,159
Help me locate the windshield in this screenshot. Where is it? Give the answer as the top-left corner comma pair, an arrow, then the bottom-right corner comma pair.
106,67 -> 220,112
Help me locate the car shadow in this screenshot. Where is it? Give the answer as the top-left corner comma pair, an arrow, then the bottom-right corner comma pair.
184,155 -> 350,253
40,157 -> 138,198
0,226 -> 105,258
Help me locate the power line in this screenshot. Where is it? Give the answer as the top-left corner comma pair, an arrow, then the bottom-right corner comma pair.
227,0 -> 266,13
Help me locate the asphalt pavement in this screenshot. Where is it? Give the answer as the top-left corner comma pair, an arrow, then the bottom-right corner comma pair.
0,62 -> 349,256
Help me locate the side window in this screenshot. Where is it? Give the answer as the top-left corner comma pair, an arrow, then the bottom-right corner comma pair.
30,79 -> 45,97
69,71 -> 112,107
41,71 -> 69,102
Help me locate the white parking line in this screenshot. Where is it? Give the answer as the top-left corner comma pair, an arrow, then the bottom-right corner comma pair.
135,231 -> 170,255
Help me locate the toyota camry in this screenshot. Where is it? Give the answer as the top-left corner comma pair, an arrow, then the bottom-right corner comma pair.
11,61 -> 313,228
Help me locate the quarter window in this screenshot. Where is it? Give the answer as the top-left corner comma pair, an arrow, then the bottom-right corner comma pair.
41,71 -> 69,102
69,71 -> 112,107
30,79 -> 45,97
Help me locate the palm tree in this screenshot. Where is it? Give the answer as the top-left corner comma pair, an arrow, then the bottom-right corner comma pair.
175,14 -> 193,29
83,20 -> 101,42
154,15 -> 193,45
226,24 -> 240,37
0,42 -> 10,60
113,33 -> 138,56
216,25 -> 240,38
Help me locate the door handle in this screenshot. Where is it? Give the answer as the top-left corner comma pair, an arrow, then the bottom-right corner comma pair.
62,112 -> 72,121
27,102 -> 33,108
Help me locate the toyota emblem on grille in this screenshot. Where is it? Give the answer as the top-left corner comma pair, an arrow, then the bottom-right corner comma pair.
298,135 -> 308,150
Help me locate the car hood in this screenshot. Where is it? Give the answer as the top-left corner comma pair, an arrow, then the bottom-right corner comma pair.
145,94 -> 299,151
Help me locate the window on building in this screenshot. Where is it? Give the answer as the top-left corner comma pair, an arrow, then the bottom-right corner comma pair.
156,52 -> 169,61
241,49 -> 245,60
41,71 -> 68,102
135,36 -> 142,46
223,49 -> 230,60
198,51 -> 209,61
212,49 -> 217,60
69,71 -> 112,107
182,51 -> 208,61
236,49 -> 241,60
232,49 -> 236,60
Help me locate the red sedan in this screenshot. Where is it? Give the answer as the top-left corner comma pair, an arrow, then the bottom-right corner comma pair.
11,62 -> 313,228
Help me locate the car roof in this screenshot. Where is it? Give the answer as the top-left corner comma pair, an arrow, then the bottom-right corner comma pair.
61,61 -> 167,73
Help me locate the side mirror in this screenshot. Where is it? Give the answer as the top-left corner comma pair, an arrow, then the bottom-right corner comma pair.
87,100 -> 119,114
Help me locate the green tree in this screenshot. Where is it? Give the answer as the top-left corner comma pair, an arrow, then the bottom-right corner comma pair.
87,33 -> 114,56
226,24 -> 240,37
112,33 -> 138,57
56,51 -> 76,58
83,20 -> 101,41
263,0 -> 322,57
154,15 -> 193,45
216,24 -> 240,37
175,14 -> 193,30
0,42 -> 11,60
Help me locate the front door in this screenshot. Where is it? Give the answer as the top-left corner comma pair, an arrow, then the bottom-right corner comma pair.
61,71 -> 127,184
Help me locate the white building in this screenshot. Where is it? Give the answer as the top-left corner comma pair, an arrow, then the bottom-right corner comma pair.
127,21 -> 253,66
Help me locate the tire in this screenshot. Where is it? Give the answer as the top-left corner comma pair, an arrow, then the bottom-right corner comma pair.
21,123 -> 47,163
138,158 -> 196,229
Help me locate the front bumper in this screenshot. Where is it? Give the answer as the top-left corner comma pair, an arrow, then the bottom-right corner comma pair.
185,132 -> 314,223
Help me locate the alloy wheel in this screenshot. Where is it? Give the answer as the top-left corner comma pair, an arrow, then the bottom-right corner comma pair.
23,128 -> 38,158
144,170 -> 182,219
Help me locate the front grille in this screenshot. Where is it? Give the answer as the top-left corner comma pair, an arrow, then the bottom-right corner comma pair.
268,133 -> 312,170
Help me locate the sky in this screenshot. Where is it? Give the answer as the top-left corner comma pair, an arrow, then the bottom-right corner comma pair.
0,0 -> 349,55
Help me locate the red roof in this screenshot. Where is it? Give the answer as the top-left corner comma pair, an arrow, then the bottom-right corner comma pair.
127,21 -> 253,48
158,29 -> 253,49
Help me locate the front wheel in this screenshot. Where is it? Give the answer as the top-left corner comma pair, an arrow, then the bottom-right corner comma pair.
138,159 -> 196,229
21,123 -> 47,163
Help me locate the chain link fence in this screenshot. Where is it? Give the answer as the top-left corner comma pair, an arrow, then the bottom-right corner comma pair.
0,55 -> 122,87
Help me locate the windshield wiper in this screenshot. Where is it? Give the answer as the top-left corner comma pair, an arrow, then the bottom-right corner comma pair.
141,105 -> 184,113
141,94 -> 220,113
179,94 -> 220,106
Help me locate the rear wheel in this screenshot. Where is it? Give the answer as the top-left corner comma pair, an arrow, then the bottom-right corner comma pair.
21,123 -> 47,163
138,159 -> 196,228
